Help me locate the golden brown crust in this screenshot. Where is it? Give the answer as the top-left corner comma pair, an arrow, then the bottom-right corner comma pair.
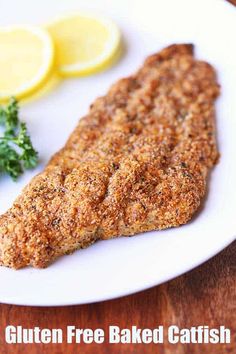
0,44 -> 220,269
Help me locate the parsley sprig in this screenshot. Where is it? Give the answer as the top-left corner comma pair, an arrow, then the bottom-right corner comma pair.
0,98 -> 38,180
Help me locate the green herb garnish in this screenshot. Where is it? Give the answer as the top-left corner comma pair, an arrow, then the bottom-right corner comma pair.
0,97 -> 38,180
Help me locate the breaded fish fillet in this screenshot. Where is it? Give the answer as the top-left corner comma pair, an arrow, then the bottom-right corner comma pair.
0,44 -> 219,269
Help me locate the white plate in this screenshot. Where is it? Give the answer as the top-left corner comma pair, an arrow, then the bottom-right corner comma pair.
0,0 -> 235,306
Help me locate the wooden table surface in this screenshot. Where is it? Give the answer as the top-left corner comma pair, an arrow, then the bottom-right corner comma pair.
0,240 -> 235,354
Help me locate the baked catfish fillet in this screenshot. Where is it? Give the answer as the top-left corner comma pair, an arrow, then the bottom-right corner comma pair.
0,44 -> 219,269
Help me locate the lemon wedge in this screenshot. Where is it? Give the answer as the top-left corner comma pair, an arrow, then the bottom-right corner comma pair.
0,25 -> 54,101
47,13 -> 121,76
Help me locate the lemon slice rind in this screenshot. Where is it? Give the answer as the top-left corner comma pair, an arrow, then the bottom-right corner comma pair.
0,25 -> 54,101
46,13 -> 121,77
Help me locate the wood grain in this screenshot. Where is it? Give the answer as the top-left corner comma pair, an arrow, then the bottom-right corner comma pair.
227,0 -> 236,6
0,240 -> 235,354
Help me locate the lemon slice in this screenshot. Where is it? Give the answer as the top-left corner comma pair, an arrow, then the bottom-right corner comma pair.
47,13 -> 121,76
0,25 -> 54,101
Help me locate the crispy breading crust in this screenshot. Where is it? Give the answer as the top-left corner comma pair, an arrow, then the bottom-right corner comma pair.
0,44 -> 220,269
